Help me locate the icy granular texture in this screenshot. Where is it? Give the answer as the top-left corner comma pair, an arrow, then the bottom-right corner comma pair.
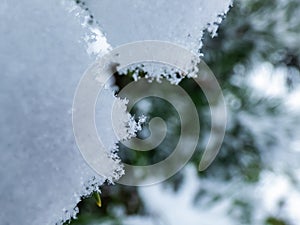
0,0 -> 126,224
84,0 -> 232,81
84,0 -> 232,53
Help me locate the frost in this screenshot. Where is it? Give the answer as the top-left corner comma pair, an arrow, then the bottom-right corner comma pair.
117,63 -> 193,85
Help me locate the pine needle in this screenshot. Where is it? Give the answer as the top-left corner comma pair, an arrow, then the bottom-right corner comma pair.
93,191 -> 102,207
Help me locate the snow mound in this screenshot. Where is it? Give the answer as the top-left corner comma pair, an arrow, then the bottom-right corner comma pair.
0,0 -> 232,224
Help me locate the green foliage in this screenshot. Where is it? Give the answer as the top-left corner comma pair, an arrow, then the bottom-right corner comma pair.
265,217 -> 289,225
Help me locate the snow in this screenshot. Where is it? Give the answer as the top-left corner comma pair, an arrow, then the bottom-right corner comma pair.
0,0 -> 233,224
140,165 -> 235,225
0,0 -> 127,224
4,0 -> 299,224
247,62 -> 288,98
139,160 -> 300,225
0,0 -> 295,224
84,0 -> 232,53
231,62 -> 300,224
244,0 -> 300,50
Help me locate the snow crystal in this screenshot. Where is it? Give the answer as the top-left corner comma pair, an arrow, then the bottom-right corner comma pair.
0,0 -> 128,224
84,0 -> 232,53
83,0 -> 232,83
